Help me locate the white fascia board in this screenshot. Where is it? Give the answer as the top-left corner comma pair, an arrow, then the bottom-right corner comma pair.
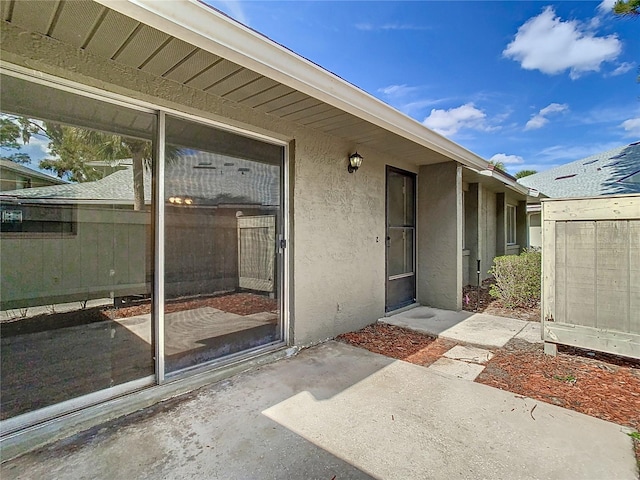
496,175 -> 530,197
95,0 -> 488,170
471,166 -> 530,197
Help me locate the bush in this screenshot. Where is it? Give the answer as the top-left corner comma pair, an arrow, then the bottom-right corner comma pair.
488,248 -> 541,308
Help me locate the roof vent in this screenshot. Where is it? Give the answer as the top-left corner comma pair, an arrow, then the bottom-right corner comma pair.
194,165 -> 217,169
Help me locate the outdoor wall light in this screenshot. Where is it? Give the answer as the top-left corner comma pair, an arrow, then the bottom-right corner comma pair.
168,196 -> 194,205
348,152 -> 363,173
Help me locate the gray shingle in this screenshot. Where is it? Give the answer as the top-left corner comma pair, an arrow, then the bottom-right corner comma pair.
518,143 -> 640,198
0,151 -> 280,206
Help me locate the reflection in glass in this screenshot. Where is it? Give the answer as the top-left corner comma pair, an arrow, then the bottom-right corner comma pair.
388,228 -> 414,276
388,171 -> 415,227
163,116 -> 283,373
0,75 -> 155,420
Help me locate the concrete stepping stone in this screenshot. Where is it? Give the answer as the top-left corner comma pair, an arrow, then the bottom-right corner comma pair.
428,357 -> 485,381
443,345 -> 494,364
514,322 -> 543,343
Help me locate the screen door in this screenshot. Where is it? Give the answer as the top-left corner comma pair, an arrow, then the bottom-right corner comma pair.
386,167 -> 416,311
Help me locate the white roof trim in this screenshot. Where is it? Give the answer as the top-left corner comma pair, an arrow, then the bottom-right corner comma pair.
96,0 -> 488,170
471,166 -> 531,197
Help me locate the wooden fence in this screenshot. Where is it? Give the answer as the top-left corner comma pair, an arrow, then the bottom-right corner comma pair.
542,194 -> 640,359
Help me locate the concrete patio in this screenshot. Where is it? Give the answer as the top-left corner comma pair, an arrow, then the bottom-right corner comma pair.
1,341 -> 636,480
381,306 -> 542,347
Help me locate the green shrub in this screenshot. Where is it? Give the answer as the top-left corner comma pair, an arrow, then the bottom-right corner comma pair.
488,248 -> 541,308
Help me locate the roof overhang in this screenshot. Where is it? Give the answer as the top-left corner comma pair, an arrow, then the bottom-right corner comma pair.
462,164 -> 541,201
0,159 -> 68,185
1,0 -> 491,170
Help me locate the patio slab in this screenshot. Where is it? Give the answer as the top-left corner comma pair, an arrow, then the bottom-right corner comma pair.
427,357 -> 486,380
514,322 -> 543,344
381,306 -> 529,347
2,341 -> 636,480
443,345 -> 494,364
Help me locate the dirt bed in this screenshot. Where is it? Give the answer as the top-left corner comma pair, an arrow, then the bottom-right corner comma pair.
1,293 -> 278,337
462,279 -> 540,322
110,293 -> 279,318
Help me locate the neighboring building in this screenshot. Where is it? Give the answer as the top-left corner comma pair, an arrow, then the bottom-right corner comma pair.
0,159 -> 66,191
518,142 -> 640,247
0,0 -> 534,454
462,165 -> 533,286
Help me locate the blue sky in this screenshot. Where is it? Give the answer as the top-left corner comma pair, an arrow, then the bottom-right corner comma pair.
206,0 -> 639,174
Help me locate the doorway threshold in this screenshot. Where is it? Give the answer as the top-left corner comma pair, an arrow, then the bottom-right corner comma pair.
383,302 -> 420,317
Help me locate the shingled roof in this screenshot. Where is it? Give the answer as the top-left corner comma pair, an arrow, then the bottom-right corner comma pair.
0,151 -> 280,206
517,142 -> 640,198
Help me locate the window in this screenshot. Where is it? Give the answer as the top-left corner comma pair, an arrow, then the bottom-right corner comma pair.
0,201 -> 76,234
506,204 -> 516,245
0,73 -> 155,420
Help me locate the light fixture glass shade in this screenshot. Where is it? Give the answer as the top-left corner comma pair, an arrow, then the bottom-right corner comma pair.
349,152 -> 363,168
348,152 -> 363,173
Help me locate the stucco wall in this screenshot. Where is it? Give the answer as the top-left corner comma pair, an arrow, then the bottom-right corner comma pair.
0,22 -> 422,344
516,200 -> 527,252
417,162 -> 462,310
479,186 -> 497,279
464,183 -> 479,286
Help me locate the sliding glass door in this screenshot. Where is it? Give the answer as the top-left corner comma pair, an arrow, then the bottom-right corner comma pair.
0,71 -> 287,428
162,115 -> 284,374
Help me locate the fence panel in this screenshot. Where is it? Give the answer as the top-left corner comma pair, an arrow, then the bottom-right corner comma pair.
542,194 -> 640,359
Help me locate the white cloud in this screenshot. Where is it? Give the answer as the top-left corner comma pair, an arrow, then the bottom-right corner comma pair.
608,62 -> 636,77
621,117 -> 640,137
525,103 -> 569,130
597,0 -> 617,14
355,23 -> 429,31
490,153 -> 525,165
503,7 -> 621,79
210,1 -> 249,25
422,103 -> 489,137
537,142 -> 622,161
378,84 -> 418,97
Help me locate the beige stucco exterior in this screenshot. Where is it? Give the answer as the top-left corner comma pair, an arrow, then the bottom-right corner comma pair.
417,162 -> 462,310
0,20 -> 424,344
0,1 -> 537,454
0,16 -> 533,338
461,174 -> 530,285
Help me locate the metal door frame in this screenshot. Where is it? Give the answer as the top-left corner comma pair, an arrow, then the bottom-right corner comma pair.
385,166 -> 417,312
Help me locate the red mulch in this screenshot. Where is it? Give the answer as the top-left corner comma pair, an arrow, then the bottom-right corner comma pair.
476,340 -> 640,430
1,293 -> 279,336
337,324 -> 457,367
337,324 -> 437,360
107,293 -> 279,318
337,322 -> 640,460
